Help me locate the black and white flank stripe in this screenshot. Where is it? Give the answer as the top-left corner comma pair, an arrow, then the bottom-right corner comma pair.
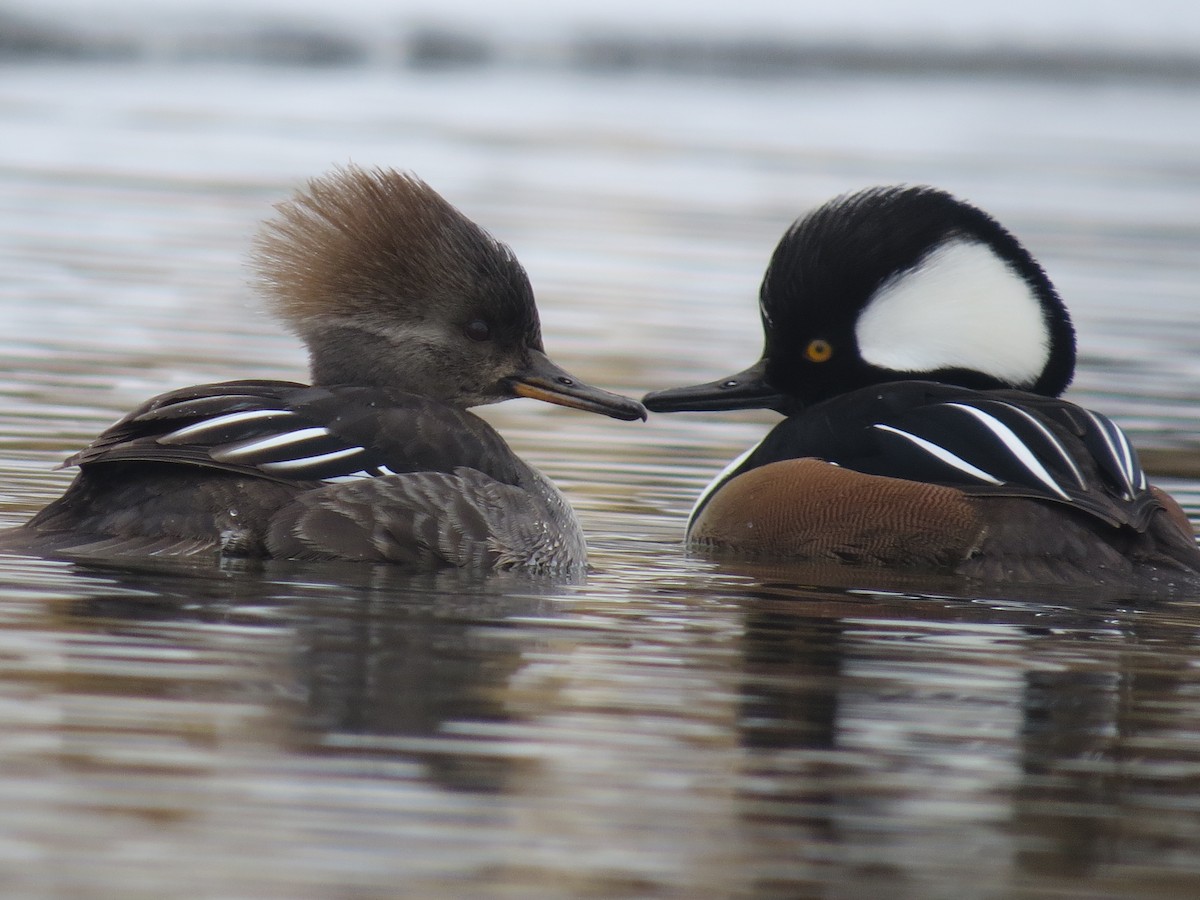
690,384 -> 1158,531
62,382 -> 422,485
157,407 -> 384,482
869,398 -> 1146,504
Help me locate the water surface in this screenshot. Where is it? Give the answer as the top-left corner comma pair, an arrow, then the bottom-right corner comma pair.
2,28 -> 1200,898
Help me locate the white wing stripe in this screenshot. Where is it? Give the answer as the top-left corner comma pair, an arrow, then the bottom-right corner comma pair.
259,446 -> 365,472
161,408 -> 295,442
992,403 -> 1087,490
216,426 -> 335,460
1085,410 -> 1140,497
873,424 -> 1004,485
944,404 -> 1071,500
1114,421 -> 1139,493
322,471 -> 374,484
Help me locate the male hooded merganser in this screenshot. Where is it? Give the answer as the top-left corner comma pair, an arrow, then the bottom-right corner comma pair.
644,186 -> 1200,584
2,166 -> 646,574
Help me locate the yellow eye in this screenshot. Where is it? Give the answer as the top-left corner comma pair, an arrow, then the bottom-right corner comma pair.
804,339 -> 833,363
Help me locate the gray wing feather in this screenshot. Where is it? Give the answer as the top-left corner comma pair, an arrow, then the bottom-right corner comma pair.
266,467 -> 586,575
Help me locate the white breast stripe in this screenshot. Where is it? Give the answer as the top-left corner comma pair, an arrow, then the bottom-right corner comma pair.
873,424 -> 1004,485
259,446 -> 365,473
944,404 -> 1071,500
688,441 -> 762,529
161,408 -> 295,443
997,404 -> 1087,490
1084,410 -> 1142,497
216,426 -> 335,460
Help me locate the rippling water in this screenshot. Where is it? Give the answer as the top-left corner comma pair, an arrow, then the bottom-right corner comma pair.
3,18 -> 1200,897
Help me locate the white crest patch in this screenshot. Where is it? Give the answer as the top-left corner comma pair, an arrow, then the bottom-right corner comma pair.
855,239 -> 1050,387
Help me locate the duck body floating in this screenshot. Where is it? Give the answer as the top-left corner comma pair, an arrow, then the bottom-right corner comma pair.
4,167 -> 645,574
645,186 -> 1200,585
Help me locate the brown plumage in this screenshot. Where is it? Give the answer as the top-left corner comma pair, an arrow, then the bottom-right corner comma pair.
2,167 -> 645,573
688,459 -> 985,567
688,457 -> 1200,584
256,168 -> 537,340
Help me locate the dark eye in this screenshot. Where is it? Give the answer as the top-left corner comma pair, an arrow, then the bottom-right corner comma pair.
464,319 -> 491,342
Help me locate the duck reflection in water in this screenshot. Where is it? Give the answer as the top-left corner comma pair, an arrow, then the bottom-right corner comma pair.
728,579 -> 1200,890
64,557 -> 563,794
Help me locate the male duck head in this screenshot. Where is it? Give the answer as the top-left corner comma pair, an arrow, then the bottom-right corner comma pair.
256,165 -> 646,421
645,185 -> 1075,415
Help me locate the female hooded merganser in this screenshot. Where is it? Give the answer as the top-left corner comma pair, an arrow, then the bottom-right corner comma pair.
644,186 -> 1200,585
2,166 -> 646,574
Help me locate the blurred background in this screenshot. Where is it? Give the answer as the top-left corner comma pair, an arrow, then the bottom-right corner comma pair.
2,2 -> 1200,898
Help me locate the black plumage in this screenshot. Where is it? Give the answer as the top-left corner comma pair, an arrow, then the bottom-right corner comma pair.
645,185 -> 1200,584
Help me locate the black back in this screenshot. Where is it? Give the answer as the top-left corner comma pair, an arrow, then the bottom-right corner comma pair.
700,381 -> 1161,531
